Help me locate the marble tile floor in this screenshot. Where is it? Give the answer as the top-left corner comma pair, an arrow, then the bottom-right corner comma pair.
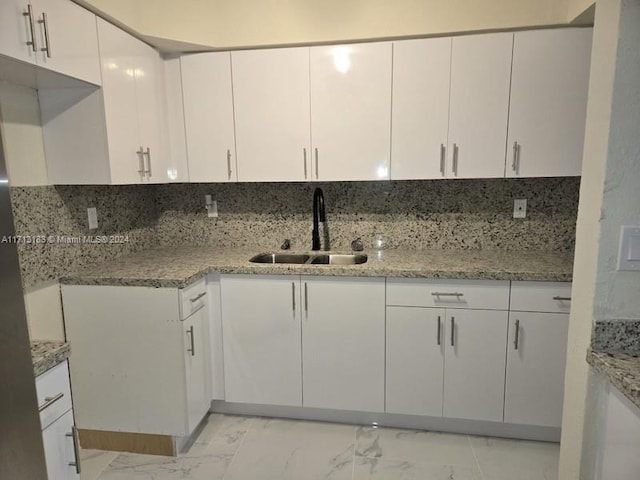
81,414 -> 559,480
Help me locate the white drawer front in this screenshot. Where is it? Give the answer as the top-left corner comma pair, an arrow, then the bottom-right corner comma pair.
36,361 -> 73,430
180,278 -> 207,319
510,281 -> 572,313
387,278 -> 510,310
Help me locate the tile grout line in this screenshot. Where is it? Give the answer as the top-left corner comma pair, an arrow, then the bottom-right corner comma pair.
468,435 -> 487,480
350,425 -> 358,480
221,416 -> 255,480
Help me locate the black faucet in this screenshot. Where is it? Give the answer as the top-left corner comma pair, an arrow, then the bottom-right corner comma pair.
312,187 -> 326,251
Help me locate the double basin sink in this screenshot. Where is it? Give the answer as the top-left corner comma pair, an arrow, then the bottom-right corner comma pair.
250,253 -> 368,266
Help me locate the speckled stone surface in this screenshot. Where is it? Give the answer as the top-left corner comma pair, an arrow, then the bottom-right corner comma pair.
592,319 -> 640,355
60,246 -> 574,288
31,341 -> 70,377
154,178 -> 580,252
588,350 -> 640,411
10,185 -> 158,287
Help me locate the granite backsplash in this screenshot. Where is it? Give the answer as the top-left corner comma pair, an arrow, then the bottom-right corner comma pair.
10,177 -> 580,287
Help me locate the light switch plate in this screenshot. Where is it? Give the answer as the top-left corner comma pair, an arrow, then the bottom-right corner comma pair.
618,225 -> 640,271
207,200 -> 218,218
513,199 -> 527,219
87,207 -> 98,230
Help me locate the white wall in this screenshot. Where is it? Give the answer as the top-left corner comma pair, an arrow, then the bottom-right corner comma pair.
568,0 -> 596,21
82,0 -> 572,51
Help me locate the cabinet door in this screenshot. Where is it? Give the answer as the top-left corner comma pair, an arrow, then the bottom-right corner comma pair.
310,43 -> 392,181
448,33 -> 513,178
507,29 -> 592,178
302,276 -> 385,412
181,52 -> 236,182
97,18 -> 143,184
134,41 -> 169,184
220,275 -> 302,406
0,0 -> 37,65
232,48 -> 311,182
386,306 -> 445,416
504,312 -> 568,427
443,309 -> 508,422
391,38 -> 451,180
32,0 -> 101,85
183,306 -> 211,434
42,410 -> 80,480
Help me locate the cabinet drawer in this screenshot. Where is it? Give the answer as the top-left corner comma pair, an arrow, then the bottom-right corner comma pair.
387,278 -> 510,310
510,281 -> 572,313
180,278 -> 207,319
36,361 -> 73,430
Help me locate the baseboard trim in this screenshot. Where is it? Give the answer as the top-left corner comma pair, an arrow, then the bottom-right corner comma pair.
78,429 -> 176,456
210,401 -> 561,442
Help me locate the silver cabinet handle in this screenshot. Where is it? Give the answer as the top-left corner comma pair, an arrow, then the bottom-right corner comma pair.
436,315 -> 441,346
292,282 -> 296,314
440,144 -> 446,176
38,12 -> 51,58
431,292 -> 464,298
513,319 -> 520,350
65,427 -> 82,474
136,147 -> 145,175
23,5 -> 37,52
553,296 -> 572,301
38,392 -> 64,412
186,325 -> 195,356
452,143 -> 459,176
304,282 -> 308,316
314,148 -> 319,179
450,317 -> 455,347
190,292 -> 206,302
512,141 -> 520,174
144,147 -> 152,176
227,149 -> 232,180
303,148 -> 308,180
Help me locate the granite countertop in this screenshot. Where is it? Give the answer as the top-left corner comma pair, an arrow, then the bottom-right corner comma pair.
31,341 -> 70,377
588,350 -> 640,410
60,246 -> 573,288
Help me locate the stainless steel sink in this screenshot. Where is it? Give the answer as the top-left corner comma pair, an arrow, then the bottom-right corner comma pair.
309,254 -> 368,265
249,253 -> 368,266
249,253 -> 311,264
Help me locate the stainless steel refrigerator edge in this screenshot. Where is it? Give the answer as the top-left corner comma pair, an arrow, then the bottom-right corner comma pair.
0,124 -> 48,477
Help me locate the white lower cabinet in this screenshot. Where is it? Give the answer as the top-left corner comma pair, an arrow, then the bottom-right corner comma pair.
220,275 -> 302,406
42,410 -> 80,480
183,303 -> 211,435
301,276 -> 385,412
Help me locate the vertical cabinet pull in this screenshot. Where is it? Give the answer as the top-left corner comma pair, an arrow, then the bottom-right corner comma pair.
65,427 -> 82,474
186,325 -> 195,356
144,147 -> 152,177
439,144 -> 446,176
303,148 -> 308,179
227,149 -> 232,180
436,316 -> 441,346
38,12 -> 51,58
314,148 -> 319,179
304,283 -> 308,317
450,317 -> 455,347
291,282 -> 296,314
136,147 -> 145,175
514,319 -> 520,350
24,5 -> 37,52
452,144 -> 459,176
512,141 -> 520,174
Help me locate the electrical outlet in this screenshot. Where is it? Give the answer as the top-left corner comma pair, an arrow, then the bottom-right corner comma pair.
513,199 -> 527,219
87,207 -> 98,229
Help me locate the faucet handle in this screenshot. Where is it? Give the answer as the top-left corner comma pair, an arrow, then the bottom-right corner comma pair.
351,237 -> 364,252
281,239 -> 291,250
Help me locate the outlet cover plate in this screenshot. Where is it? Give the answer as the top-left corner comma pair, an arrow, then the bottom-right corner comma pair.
513,199 -> 527,219
87,207 -> 98,230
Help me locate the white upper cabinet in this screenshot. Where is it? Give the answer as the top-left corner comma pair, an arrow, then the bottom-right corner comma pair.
0,1 -> 37,65
181,52 -> 237,182
31,0 -> 101,85
448,33 -> 513,179
391,38 -> 452,180
232,47 -> 311,182
310,43 -> 392,181
507,28 -> 593,178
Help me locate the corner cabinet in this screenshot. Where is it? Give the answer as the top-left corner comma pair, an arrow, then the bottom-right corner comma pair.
61,279 -> 211,438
